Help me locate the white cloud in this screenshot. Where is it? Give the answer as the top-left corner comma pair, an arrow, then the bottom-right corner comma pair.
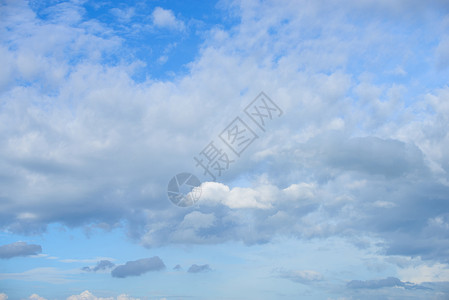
67,291 -> 112,300
0,293 -> 7,300
67,291 -> 140,300
28,294 -> 47,300
398,262 -> 449,284
200,181 -> 317,209
151,7 -> 185,31
116,295 -> 140,300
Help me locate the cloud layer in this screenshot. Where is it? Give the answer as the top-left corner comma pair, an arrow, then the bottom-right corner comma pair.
1,0 -> 449,298
0,0 -> 448,267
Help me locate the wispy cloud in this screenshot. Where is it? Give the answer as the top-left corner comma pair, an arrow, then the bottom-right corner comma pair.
82,260 -> 115,272
279,269 -> 323,284
0,267 -> 82,284
347,277 -> 430,290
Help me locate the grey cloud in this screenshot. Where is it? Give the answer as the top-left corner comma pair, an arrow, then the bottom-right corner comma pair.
111,257 -> 165,278
134,161 -> 449,265
82,260 -> 115,272
347,277 -> 430,290
93,260 -> 115,271
362,183 -> 449,262
348,277 -> 403,289
173,264 -> 182,271
0,242 -> 42,259
187,264 -> 211,273
314,135 -> 426,178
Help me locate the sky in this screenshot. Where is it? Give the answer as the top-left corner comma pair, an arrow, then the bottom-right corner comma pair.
1,0 -> 449,299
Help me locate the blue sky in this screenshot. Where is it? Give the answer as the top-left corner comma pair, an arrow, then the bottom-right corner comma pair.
1,0 -> 449,299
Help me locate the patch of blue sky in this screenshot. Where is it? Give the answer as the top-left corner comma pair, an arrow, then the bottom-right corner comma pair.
27,0 -> 238,82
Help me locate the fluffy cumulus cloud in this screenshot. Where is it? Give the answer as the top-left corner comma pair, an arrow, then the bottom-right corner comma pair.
0,293 -> 7,300
67,291 -> 139,300
28,295 -> 47,300
111,257 -> 165,278
1,0 -> 449,298
0,242 -> 42,259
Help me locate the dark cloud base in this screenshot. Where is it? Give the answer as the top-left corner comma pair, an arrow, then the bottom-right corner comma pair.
111,257 -> 165,278
0,242 -> 42,259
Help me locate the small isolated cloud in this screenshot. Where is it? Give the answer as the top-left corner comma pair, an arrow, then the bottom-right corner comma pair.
173,264 -> 182,271
0,293 -> 7,300
111,257 -> 165,278
187,264 -> 211,273
151,7 -> 184,31
82,260 -> 115,272
347,277 -> 428,290
28,294 -> 47,300
279,270 -> 323,284
0,242 -> 42,259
